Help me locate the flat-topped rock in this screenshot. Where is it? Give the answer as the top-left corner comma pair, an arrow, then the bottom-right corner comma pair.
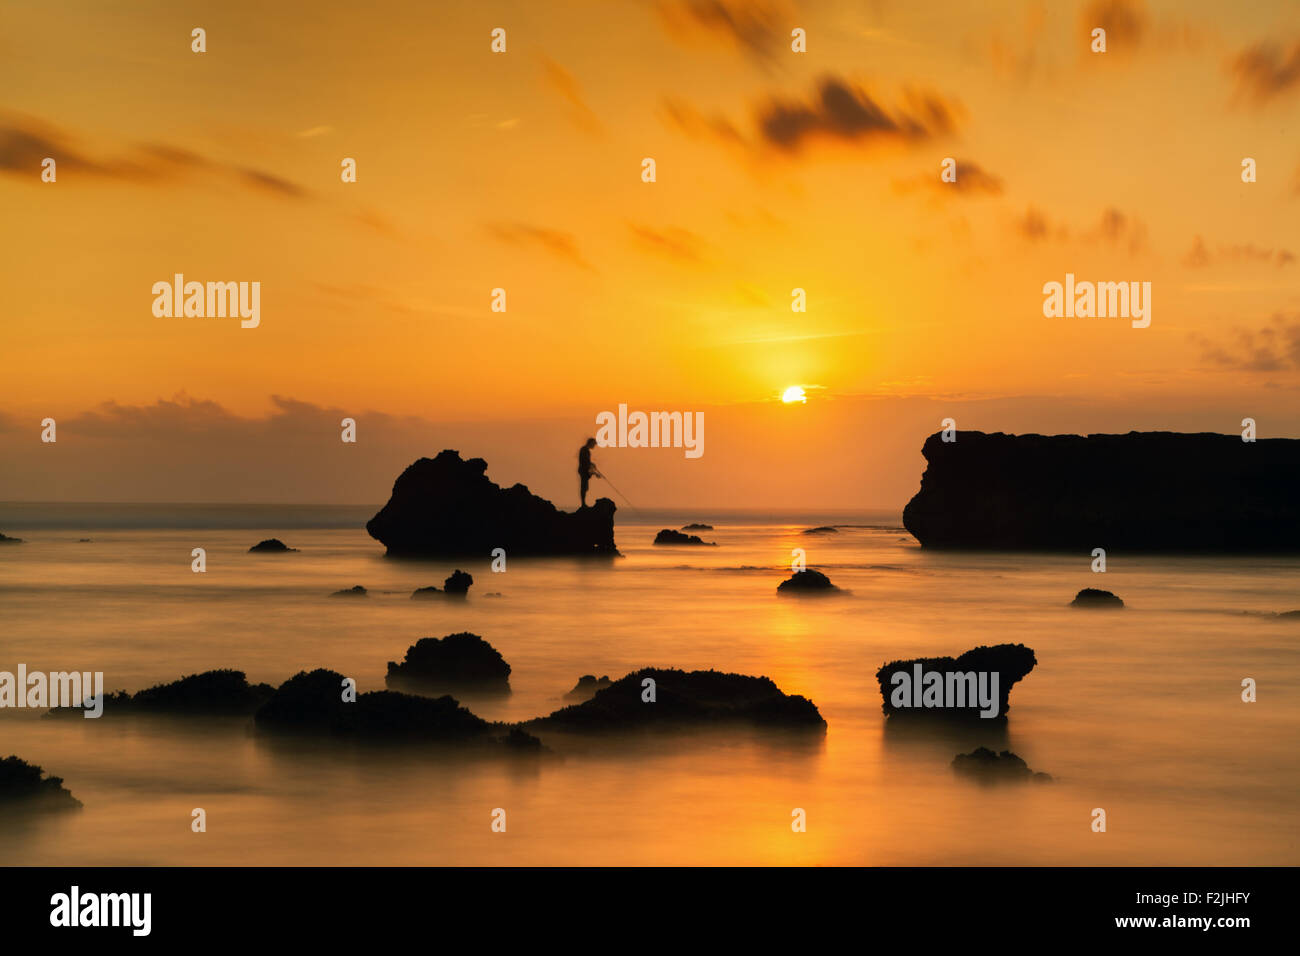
903,430 -> 1300,551
249,538 -> 296,553
1071,588 -> 1124,608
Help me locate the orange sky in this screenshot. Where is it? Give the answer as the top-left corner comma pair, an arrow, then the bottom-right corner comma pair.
2,0 -> 1299,507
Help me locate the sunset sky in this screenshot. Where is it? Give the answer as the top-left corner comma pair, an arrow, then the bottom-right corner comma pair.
2,0 -> 1299,508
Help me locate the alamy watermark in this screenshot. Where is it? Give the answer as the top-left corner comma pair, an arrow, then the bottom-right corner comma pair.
595,404 -> 703,459
0,665 -> 104,717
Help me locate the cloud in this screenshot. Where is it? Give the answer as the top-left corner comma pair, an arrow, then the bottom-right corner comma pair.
0,112 -> 309,199
1013,206 -> 1147,252
653,0 -> 791,66
540,57 -> 604,135
1228,39 -> 1300,105
1081,0 -> 1148,52
1183,235 -> 1295,268
756,77 -> 960,153
1190,314 -> 1300,372
486,222 -> 595,271
627,223 -> 707,264
894,159 -> 1004,198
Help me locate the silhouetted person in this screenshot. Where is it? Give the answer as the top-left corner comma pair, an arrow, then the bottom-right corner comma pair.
578,438 -> 602,508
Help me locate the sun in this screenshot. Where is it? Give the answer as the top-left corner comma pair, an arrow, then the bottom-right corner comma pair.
781,385 -> 807,404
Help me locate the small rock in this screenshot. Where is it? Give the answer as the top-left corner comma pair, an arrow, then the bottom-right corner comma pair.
330,585 -> 368,598
654,529 -> 716,546
1070,588 -> 1124,609
249,538 -> 296,553
803,526 -> 838,534
0,532 -> 23,544
777,569 -> 837,594
564,674 -> 613,701
952,747 -> 1052,783
680,523 -> 713,531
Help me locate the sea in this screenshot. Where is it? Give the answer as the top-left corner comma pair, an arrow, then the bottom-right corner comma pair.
0,503 -> 1296,865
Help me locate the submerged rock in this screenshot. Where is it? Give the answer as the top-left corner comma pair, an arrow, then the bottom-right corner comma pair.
331,585 -> 368,598
777,569 -> 838,594
410,569 -> 475,599
527,668 -> 825,733
0,532 -> 23,544
803,526 -> 838,534
903,430 -> 1300,551
564,674 -> 612,701
254,668 -> 527,747
1070,588 -> 1124,608
952,747 -> 1052,782
681,523 -> 713,531
0,756 -> 82,809
249,538 -> 296,553
875,644 -> 1037,721
952,747 -> 1052,783
654,529 -> 715,546
386,633 -> 511,695
367,449 -> 617,557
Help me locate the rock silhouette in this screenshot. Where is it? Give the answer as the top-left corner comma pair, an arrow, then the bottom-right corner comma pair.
903,430 -> 1300,551
875,644 -> 1037,721
1071,588 -> 1124,608
254,668 -> 532,748
680,523 -> 713,531
0,756 -> 82,809
331,585 -> 368,598
410,569 -> 474,599
0,532 -> 22,544
527,668 -> 825,733
47,669 -> 276,718
249,538 -> 296,553
654,529 -> 715,545
952,747 -> 1052,783
803,526 -> 838,534
367,450 -> 616,557
386,633 -> 511,696
777,569 -> 838,594
564,674 -> 612,701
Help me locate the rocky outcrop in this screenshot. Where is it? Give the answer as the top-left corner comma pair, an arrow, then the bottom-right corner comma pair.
952,747 -> 1051,783
249,538 -> 296,553
0,532 -> 22,544
803,526 -> 838,534
1071,588 -> 1124,608
385,633 -> 511,695
681,523 -> 713,531
654,529 -> 715,545
367,450 -> 616,557
903,430 -> 1300,551
47,669 -> 276,718
254,668 -> 532,748
0,756 -> 82,809
777,569 -> 838,594
564,674 -> 612,701
410,569 -> 474,599
526,668 -> 825,733
875,644 -> 1036,721
331,585 -> 368,598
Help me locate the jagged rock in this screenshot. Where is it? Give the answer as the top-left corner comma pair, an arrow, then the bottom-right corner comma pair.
1071,588 -> 1124,608
367,449 -> 616,557
0,532 -> 23,544
564,674 -> 612,701
443,569 -> 473,594
254,668 -> 516,745
386,633 -> 511,695
0,756 -> 82,809
803,526 -> 838,534
526,668 -> 825,733
875,644 -> 1037,721
47,669 -> 276,718
903,430 -> 1300,551
331,585 -> 368,598
249,538 -> 296,553
654,529 -> 715,546
777,569 -> 838,594
681,523 -> 713,531
952,747 -> 1052,783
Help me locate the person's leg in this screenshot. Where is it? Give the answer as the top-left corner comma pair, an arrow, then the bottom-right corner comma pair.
580,474 -> 589,507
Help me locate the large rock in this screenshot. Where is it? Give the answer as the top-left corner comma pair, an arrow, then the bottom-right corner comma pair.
875,644 -> 1037,721
47,669 -> 275,718
903,430 -> 1300,551
367,450 -> 617,557
526,668 -> 825,733
0,756 -> 82,809
386,633 -> 511,695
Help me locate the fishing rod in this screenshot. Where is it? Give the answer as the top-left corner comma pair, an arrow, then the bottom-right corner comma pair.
596,470 -> 637,511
